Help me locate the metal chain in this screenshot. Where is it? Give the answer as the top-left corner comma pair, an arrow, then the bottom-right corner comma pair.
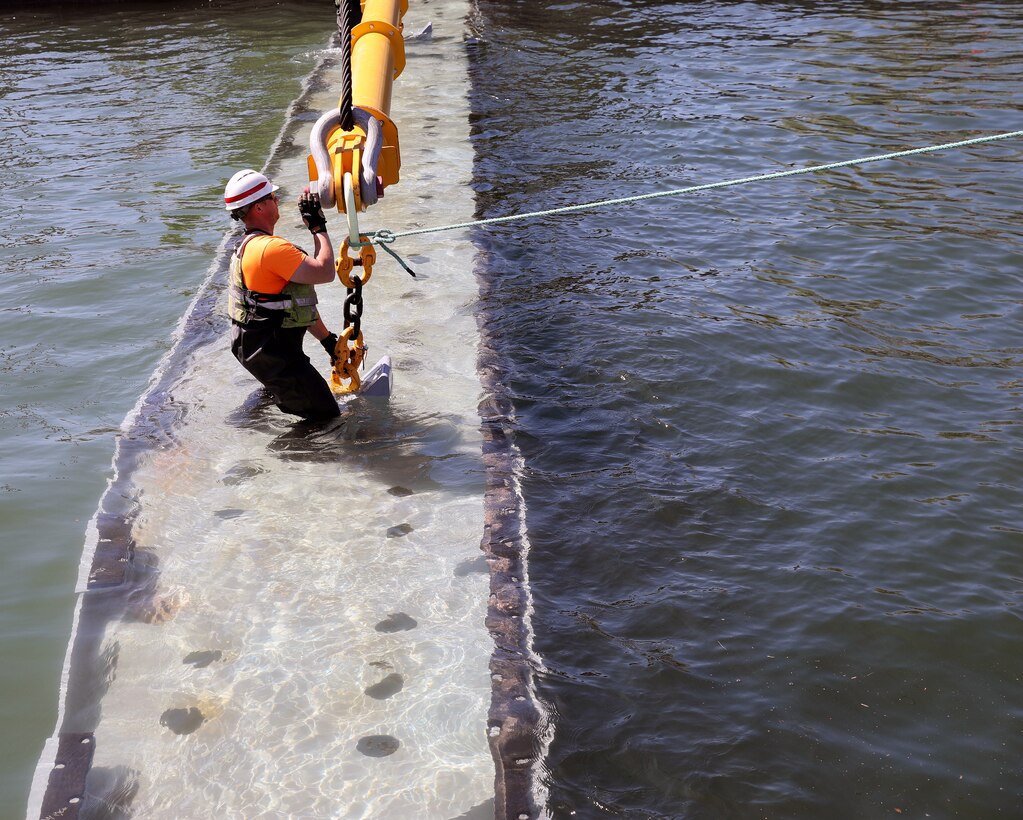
343,273 -> 363,341
332,240 -> 373,394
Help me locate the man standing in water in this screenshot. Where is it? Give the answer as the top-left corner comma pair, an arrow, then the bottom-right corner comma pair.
223,169 -> 342,420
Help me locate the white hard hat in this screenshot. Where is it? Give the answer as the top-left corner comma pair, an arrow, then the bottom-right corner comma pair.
224,169 -> 279,211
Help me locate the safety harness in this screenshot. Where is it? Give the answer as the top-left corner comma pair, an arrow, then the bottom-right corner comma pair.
228,230 -> 319,329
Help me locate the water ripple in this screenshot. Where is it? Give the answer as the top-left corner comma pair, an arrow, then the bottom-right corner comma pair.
470,0 -> 1023,815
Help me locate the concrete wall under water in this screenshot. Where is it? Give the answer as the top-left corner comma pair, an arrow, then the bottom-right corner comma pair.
28,1 -> 546,817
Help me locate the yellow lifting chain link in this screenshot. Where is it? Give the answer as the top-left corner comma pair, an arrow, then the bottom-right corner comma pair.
336,236 -> 375,288
331,237 -> 375,395
331,325 -> 366,394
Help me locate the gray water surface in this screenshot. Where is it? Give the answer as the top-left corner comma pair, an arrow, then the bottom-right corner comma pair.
5,0 -> 1023,817
1,1 -> 351,810
467,1 -> 1023,816
21,0 -> 496,812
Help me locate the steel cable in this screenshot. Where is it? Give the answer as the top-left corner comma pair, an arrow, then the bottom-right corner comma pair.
334,0 -> 360,132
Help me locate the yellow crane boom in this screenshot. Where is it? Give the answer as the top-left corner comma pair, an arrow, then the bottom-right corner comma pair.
308,0 -> 408,218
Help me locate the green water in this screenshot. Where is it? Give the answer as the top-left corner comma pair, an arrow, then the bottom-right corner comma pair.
7,0 -> 1023,817
0,2 -> 332,809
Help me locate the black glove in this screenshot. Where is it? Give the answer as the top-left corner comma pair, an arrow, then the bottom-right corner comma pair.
321,332 -> 339,365
299,191 -> 328,235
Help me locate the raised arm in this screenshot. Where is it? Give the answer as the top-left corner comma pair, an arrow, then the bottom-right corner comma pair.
290,190 -> 336,284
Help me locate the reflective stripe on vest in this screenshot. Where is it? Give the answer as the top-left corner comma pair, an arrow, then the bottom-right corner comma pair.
228,233 -> 319,329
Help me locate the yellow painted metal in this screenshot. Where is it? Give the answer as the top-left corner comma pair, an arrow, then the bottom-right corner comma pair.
314,0 -> 407,213
331,138 -> 363,209
331,325 -> 366,395
314,0 -> 407,397
337,237 -> 376,288
352,0 -> 406,112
